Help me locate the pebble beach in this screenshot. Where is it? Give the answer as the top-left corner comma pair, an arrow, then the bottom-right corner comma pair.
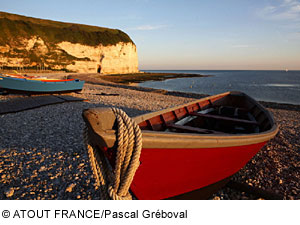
0,76 -> 299,200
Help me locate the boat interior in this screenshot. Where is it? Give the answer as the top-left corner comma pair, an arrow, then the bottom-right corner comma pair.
0,73 -> 75,82
138,93 -> 273,135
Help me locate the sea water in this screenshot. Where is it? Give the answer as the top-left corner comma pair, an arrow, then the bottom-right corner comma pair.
139,70 -> 300,105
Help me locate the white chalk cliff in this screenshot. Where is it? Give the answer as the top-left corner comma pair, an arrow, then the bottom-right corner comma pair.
0,12 -> 139,74
57,41 -> 139,74
0,36 -> 139,74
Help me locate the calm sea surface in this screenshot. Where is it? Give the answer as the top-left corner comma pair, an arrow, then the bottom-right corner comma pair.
139,70 -> 300,105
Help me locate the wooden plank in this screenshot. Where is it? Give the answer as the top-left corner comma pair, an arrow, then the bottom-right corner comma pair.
161,111 -> 176,124
174,108 -> 214,126
173,108 -> 186,120
186,103 -> 200,113
167,124 -> 224,134
172,110 -> 179,121
174,116 -> 196,126
149,116 -> 164,131
146,120 -> 154,131
216,106 -> 249,113
190,112 -> 259,125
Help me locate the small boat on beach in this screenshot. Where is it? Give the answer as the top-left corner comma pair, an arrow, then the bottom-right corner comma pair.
83,91 -> 278,200
0,73 -> 85,94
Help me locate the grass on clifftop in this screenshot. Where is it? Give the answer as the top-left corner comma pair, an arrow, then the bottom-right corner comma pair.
0,11 -> 133,46
100,72 -> 211,84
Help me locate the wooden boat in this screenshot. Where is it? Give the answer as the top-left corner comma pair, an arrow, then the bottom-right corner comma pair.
3,73 -> 73,82
83,91 -> 278,200
0,74 -> 84,93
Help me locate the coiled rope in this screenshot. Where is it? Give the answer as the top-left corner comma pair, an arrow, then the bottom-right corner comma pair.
83,108 -> 142,200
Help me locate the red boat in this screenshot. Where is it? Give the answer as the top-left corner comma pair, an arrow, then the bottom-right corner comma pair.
83,91 -> 278,200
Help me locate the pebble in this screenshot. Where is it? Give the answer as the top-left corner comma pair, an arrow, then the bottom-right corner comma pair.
66,183 -> 76,193
213,196 -> 221,200
4,187 -> 14,197
1,79 -> 300,200
39,166 -> 46,172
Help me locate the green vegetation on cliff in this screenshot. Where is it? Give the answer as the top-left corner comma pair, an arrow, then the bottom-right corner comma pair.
0,11 -> 133,46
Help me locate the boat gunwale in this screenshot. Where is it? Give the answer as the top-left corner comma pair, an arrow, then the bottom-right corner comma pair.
133,91 -> 275,125
0,75 -> 78,83
84,91 -> 278,149
88,125 -> 278,149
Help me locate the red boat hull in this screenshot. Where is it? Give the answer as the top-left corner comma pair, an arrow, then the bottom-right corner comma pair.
82,92 -> 278,199
130,141 -> 267,200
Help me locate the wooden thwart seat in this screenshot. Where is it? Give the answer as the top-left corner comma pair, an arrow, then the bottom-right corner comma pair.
189,112 -> 259,125
215,105 -> 249,113
167,124 -> 224,134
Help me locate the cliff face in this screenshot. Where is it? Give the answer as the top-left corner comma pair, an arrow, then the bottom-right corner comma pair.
0,12 -> 139,74
57,41 -> 138,73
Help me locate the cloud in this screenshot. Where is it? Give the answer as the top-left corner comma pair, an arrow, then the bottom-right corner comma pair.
258,0 -> 300,21
128,24 -> 167,31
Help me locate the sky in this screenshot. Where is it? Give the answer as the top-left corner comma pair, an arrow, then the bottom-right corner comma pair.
1,0 -> 300,70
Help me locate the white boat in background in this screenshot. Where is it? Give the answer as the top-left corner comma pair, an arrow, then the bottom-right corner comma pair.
0,73 -> 85,94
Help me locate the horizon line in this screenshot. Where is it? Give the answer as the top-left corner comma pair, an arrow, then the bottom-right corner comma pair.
140,69 -> 300,71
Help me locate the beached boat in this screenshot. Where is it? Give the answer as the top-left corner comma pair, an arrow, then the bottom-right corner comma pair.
0,74 -> 84,93
83,91 -> 278,200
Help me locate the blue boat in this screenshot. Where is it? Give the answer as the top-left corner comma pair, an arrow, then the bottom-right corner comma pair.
0,74 -> 85,94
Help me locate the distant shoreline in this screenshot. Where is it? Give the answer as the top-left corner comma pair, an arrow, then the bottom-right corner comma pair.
142,69 -> 300,72
66,73 -> 300,110
2,71 -> 299,108
96,72 -> 212,84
